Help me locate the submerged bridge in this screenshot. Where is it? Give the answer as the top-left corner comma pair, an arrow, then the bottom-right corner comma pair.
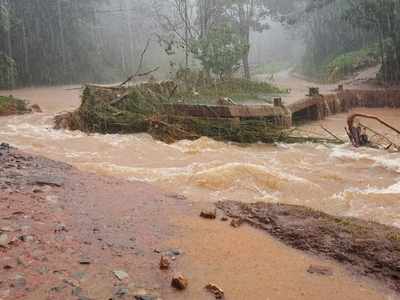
163,87 -> 400,129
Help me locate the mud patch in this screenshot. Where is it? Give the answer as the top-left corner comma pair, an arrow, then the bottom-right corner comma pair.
216,200 -> 400,292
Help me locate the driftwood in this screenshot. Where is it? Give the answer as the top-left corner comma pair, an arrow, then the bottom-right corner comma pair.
346,113 -> 400,150
320,125 -> 344,143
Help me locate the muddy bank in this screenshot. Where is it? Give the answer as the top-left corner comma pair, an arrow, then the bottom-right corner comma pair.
0,143 -> 189,300
217,200 -> 400,292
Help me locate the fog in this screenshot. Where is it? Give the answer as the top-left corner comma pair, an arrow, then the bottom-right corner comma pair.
0,0 -> 397,87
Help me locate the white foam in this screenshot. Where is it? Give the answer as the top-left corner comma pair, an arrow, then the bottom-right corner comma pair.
372,156 -> 400,173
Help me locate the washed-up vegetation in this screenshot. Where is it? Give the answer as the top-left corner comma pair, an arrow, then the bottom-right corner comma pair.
0,95 -> 30,116
54,79 -> 341,145
54,79 -> 282,142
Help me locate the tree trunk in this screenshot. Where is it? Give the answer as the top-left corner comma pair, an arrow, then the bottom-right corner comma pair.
238,2 -> 251,80
242,51 -> 251,80
57,0 -> 67,80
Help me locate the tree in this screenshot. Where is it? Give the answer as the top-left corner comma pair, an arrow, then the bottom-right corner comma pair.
297,0 -> 400,83
343,0 -> 400,82
213,0 -> 270,80
192,23 -> 249,79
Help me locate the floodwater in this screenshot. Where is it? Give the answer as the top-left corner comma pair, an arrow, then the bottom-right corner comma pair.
1,86 -> 400,299
1,86 -> 400,227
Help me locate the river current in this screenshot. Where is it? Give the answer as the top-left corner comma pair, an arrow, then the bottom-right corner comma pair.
1,86 -> 400,227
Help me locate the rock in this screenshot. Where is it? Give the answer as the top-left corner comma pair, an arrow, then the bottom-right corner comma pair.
200,209 -> 217,219
205,283 -> 224,299
19,235 -> 34,242
159,256 -> 170,270
230,218 -> 243,228
171,274 -> 188,290
30,104 -> 42,113
63,278 -> 80,288
2,258 -> 15,270
307,265 -> 333,276
50,285 -> 67,293
165,193 -> 186,200
221,216 -> 228,222
133,287 -> 161,300
72,272 -> 86,280
0,234 -> 9,247
164,248 -> 183,257
16,256 -> 30,267
79,258 -> 91,265
12,274 -> 26,289
113,270 -> 129,281
54,224 -> 68,233
113,286 -> 129,298
169,249 -> 182,256
134,295 -> 159,300
0,226 -> 13,233
46,195 -> 59,204
29,175 -> 64,187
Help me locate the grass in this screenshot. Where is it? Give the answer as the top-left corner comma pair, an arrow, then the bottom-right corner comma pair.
171,78 -> 288,105
300,44 -> 380,83
326,45 -> 379,81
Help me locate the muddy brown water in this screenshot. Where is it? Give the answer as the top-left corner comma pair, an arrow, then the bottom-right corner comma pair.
1,87 -> 400,227
1,86 -> 400,299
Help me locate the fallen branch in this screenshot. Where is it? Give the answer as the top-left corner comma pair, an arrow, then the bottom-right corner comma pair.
347,113 -> 400,135
118,67 -> 160,87
320,125 -> 344,143
359,122 -> 399,151
347,113 -> 400,149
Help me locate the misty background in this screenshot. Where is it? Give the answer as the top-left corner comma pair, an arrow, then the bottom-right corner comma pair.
0,0 -> 397,88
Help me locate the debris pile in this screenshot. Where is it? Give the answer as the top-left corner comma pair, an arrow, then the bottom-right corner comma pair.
0,95 -> 40,116
54,81 -> 341,145
346,113 -> 400,151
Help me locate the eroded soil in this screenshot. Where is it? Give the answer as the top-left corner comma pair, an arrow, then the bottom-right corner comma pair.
0,143 -> 189,300
217,200 -> 400,292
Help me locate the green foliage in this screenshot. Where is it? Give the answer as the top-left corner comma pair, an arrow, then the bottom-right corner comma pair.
300,0 -> 400,83
327,45 -> 379,81
192,24 -> 249,79
299,44 -> 379,82
171,71 -> 286,104
0,95 -> 28,115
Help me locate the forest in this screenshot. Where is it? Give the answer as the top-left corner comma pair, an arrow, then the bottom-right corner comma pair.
0,0 -> 399,88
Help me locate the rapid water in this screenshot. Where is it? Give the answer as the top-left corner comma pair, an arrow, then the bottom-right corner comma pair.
1,87 -> 400,227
